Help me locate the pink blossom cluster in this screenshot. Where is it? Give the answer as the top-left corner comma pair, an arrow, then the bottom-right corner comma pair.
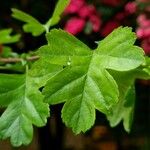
64,0 -> 101,35
100,1 -> 137,37
63,0 -> 139,36
136,14 -> 150,55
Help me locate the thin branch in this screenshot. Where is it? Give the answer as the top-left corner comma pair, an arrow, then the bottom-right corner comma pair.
26,56 -> 40,61
0,56 -> 40,63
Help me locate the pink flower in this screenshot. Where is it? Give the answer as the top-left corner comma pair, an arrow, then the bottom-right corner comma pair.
137,14 -> 150,27
64,17 -> 85,35
141,38 -> 150,55
64,0 -> 85,14
136,14 -> 150,55
136,28 -> 150,39
125,2 -> 137,14
136,14 -> 150,39
63,0 -> 102,34
101,21 -> 120,37
137,14 -> 146,25
89,14 -> 101,32
78,5 -> 95,19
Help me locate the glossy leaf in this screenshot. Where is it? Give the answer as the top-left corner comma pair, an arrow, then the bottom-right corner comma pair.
40,27 -> 145,134
0,29 -> 20,44
12,9 -> 45,36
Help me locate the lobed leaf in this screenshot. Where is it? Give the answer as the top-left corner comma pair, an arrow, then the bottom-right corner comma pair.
107,61 -> 150,132
0,29 -> 20,44
106,70 -> 136,132
0,72 -> 49,147
11,9 -> 45,36
96,27 -> 145,71
38,27 -> 145,134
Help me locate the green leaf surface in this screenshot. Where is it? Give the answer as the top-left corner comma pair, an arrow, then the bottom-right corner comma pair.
96,27 -> 145,71
0,29 -> 20,44
108,85 -> 135,133
39,27 -> 144,134
106,70 -> 136,132
48,0 -> 70,27
0,71 -> 49,147
107,61 -> 150,132
11,9 -> 45,36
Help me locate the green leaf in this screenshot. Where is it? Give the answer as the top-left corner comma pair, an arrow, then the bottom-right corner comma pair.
96,27 -> 145,71
0,29 -> 20,44
11,9 -> 45,36
0,71 -> 49,147
123,86 -> 135,132
47,0 -> 70,27
108,85 -> 135,133
106,70 -> 136,132
39,27 -> 144,134
141,56 -> 150,78
107,60 -> 150,132
0,46 -> 12,57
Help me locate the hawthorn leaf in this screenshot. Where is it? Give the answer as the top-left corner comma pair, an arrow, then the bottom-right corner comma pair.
36,27 -> 144,134
96,27 -> 145,71
106,70 -> 136,132
108,85 -> 135,133
0,72 -> 49,147
42,30 -> 120,112
48,0 -> 70,27
107,62 -> 150,133
12,9 -> 45,36
0,29 -> 20,44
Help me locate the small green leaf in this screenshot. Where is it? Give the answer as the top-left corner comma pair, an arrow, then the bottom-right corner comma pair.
11,9 -> 45,36
47,0 -> 70,27
0,71 -> 49,147
0,29 -> 20,44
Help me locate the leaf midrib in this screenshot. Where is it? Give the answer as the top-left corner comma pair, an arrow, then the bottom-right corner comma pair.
73,52 -> 96,132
